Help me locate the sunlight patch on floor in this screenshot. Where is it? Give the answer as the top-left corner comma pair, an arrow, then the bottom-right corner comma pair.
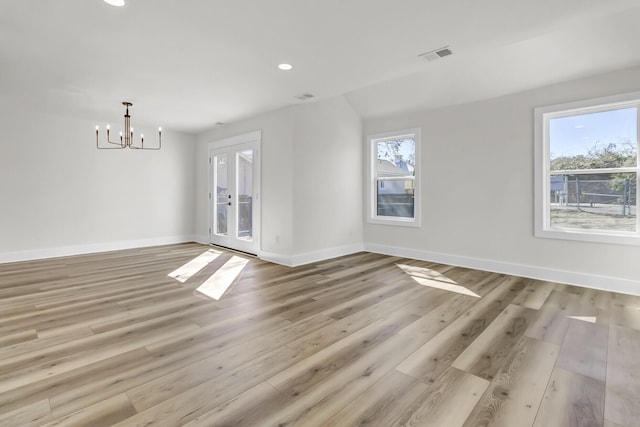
168,249 -> 222,283
396,263 -> 457,283
195,255 -> 249,300
568,315 -> 597,323
396,263 -> 481,298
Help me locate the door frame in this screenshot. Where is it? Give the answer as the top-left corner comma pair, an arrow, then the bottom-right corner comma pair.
208,130 -> 261,255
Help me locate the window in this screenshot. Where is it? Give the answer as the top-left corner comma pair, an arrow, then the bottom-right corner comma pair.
368,129 -> 420,226
535,92 -> 639,245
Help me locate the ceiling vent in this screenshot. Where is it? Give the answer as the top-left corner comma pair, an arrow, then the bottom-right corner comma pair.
294,93 -> 315,101
418,46 -> 453,62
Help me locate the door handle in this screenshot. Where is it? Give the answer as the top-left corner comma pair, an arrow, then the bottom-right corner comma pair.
228,202 -> 232,206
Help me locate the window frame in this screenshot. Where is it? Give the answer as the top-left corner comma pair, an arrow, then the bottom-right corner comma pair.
534,91 -> 640,246
367,128 -> 421,227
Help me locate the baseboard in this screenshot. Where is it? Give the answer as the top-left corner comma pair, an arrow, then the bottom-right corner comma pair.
290,243 -> 365,267
258,251 -> 295,267
193,235 -> 210,245
259,243 -> 365,267
0,235 -> 198,264
364,243 -> 640,297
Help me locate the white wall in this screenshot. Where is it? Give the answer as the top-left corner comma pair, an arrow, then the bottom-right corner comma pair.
291,96 -> 363,259
0,108 -> 196,262
363,65 -> 640,294
195,96 -> 363,264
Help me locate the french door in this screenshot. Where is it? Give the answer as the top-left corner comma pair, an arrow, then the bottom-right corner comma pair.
209,132 -> 260,255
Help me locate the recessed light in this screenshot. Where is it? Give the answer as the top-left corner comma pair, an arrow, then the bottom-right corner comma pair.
104,0 -> 126,6
278,63 -> 293,71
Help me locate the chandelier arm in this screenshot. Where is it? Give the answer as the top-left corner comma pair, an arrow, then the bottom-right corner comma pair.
106,128 -> 125,147
97,145 -> 125,150
128,129 -> 162,150
96,128 -> 124,149
133,144 -> 161,150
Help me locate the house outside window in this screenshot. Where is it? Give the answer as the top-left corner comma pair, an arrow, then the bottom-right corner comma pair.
368,129 -> 420,227
535,92 -> 639,245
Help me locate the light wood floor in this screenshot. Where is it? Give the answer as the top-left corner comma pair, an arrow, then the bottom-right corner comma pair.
1,243 -> 639,427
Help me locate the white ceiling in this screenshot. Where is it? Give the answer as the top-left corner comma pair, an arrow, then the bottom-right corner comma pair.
2,0 -> 640,133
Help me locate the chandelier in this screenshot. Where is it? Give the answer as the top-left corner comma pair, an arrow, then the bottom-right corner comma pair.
95,102 -> 161,150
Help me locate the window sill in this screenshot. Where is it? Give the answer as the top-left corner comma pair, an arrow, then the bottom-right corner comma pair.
368,216 -> 421,228
535,227 -> 640,246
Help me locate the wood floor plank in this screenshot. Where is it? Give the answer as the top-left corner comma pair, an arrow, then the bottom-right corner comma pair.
0,321 -> 200,395
610,303 -> 640,331
556,318 -> 609,382
0,348 -> 152,416
116,344 -> 303,426
392,367 -> 489,427
461,337 -> 560,427
533,367 -> 605,427
0,243 -> 637,426
262,331 -> 427,426
0,329 -> 37,347
0,326 -> 94,360
143,305 -> 294,359
88,296 -> 212,334
399,293 -> 478,339
605,325 -> 640,427
396,276 -> 527,384
320,280 -> 414,320
398,282 -> 483,317
32,276 -> 158,310
452,304 -> 538,381
267,309 -> 420,398
126,314 -> 333,412
524,290 -> 574,345
42,393 -> 136,427
180,381 -> 288,427
284,285 -> 424,360
511,280 -> 555,310
0,301 -> 127,337
0,398 -> 51,427
212,273 -> 324,309
323,369 -> 430,427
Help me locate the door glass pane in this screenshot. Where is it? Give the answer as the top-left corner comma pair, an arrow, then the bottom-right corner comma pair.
236,149 -> 253,241
215,154 -> 228,236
